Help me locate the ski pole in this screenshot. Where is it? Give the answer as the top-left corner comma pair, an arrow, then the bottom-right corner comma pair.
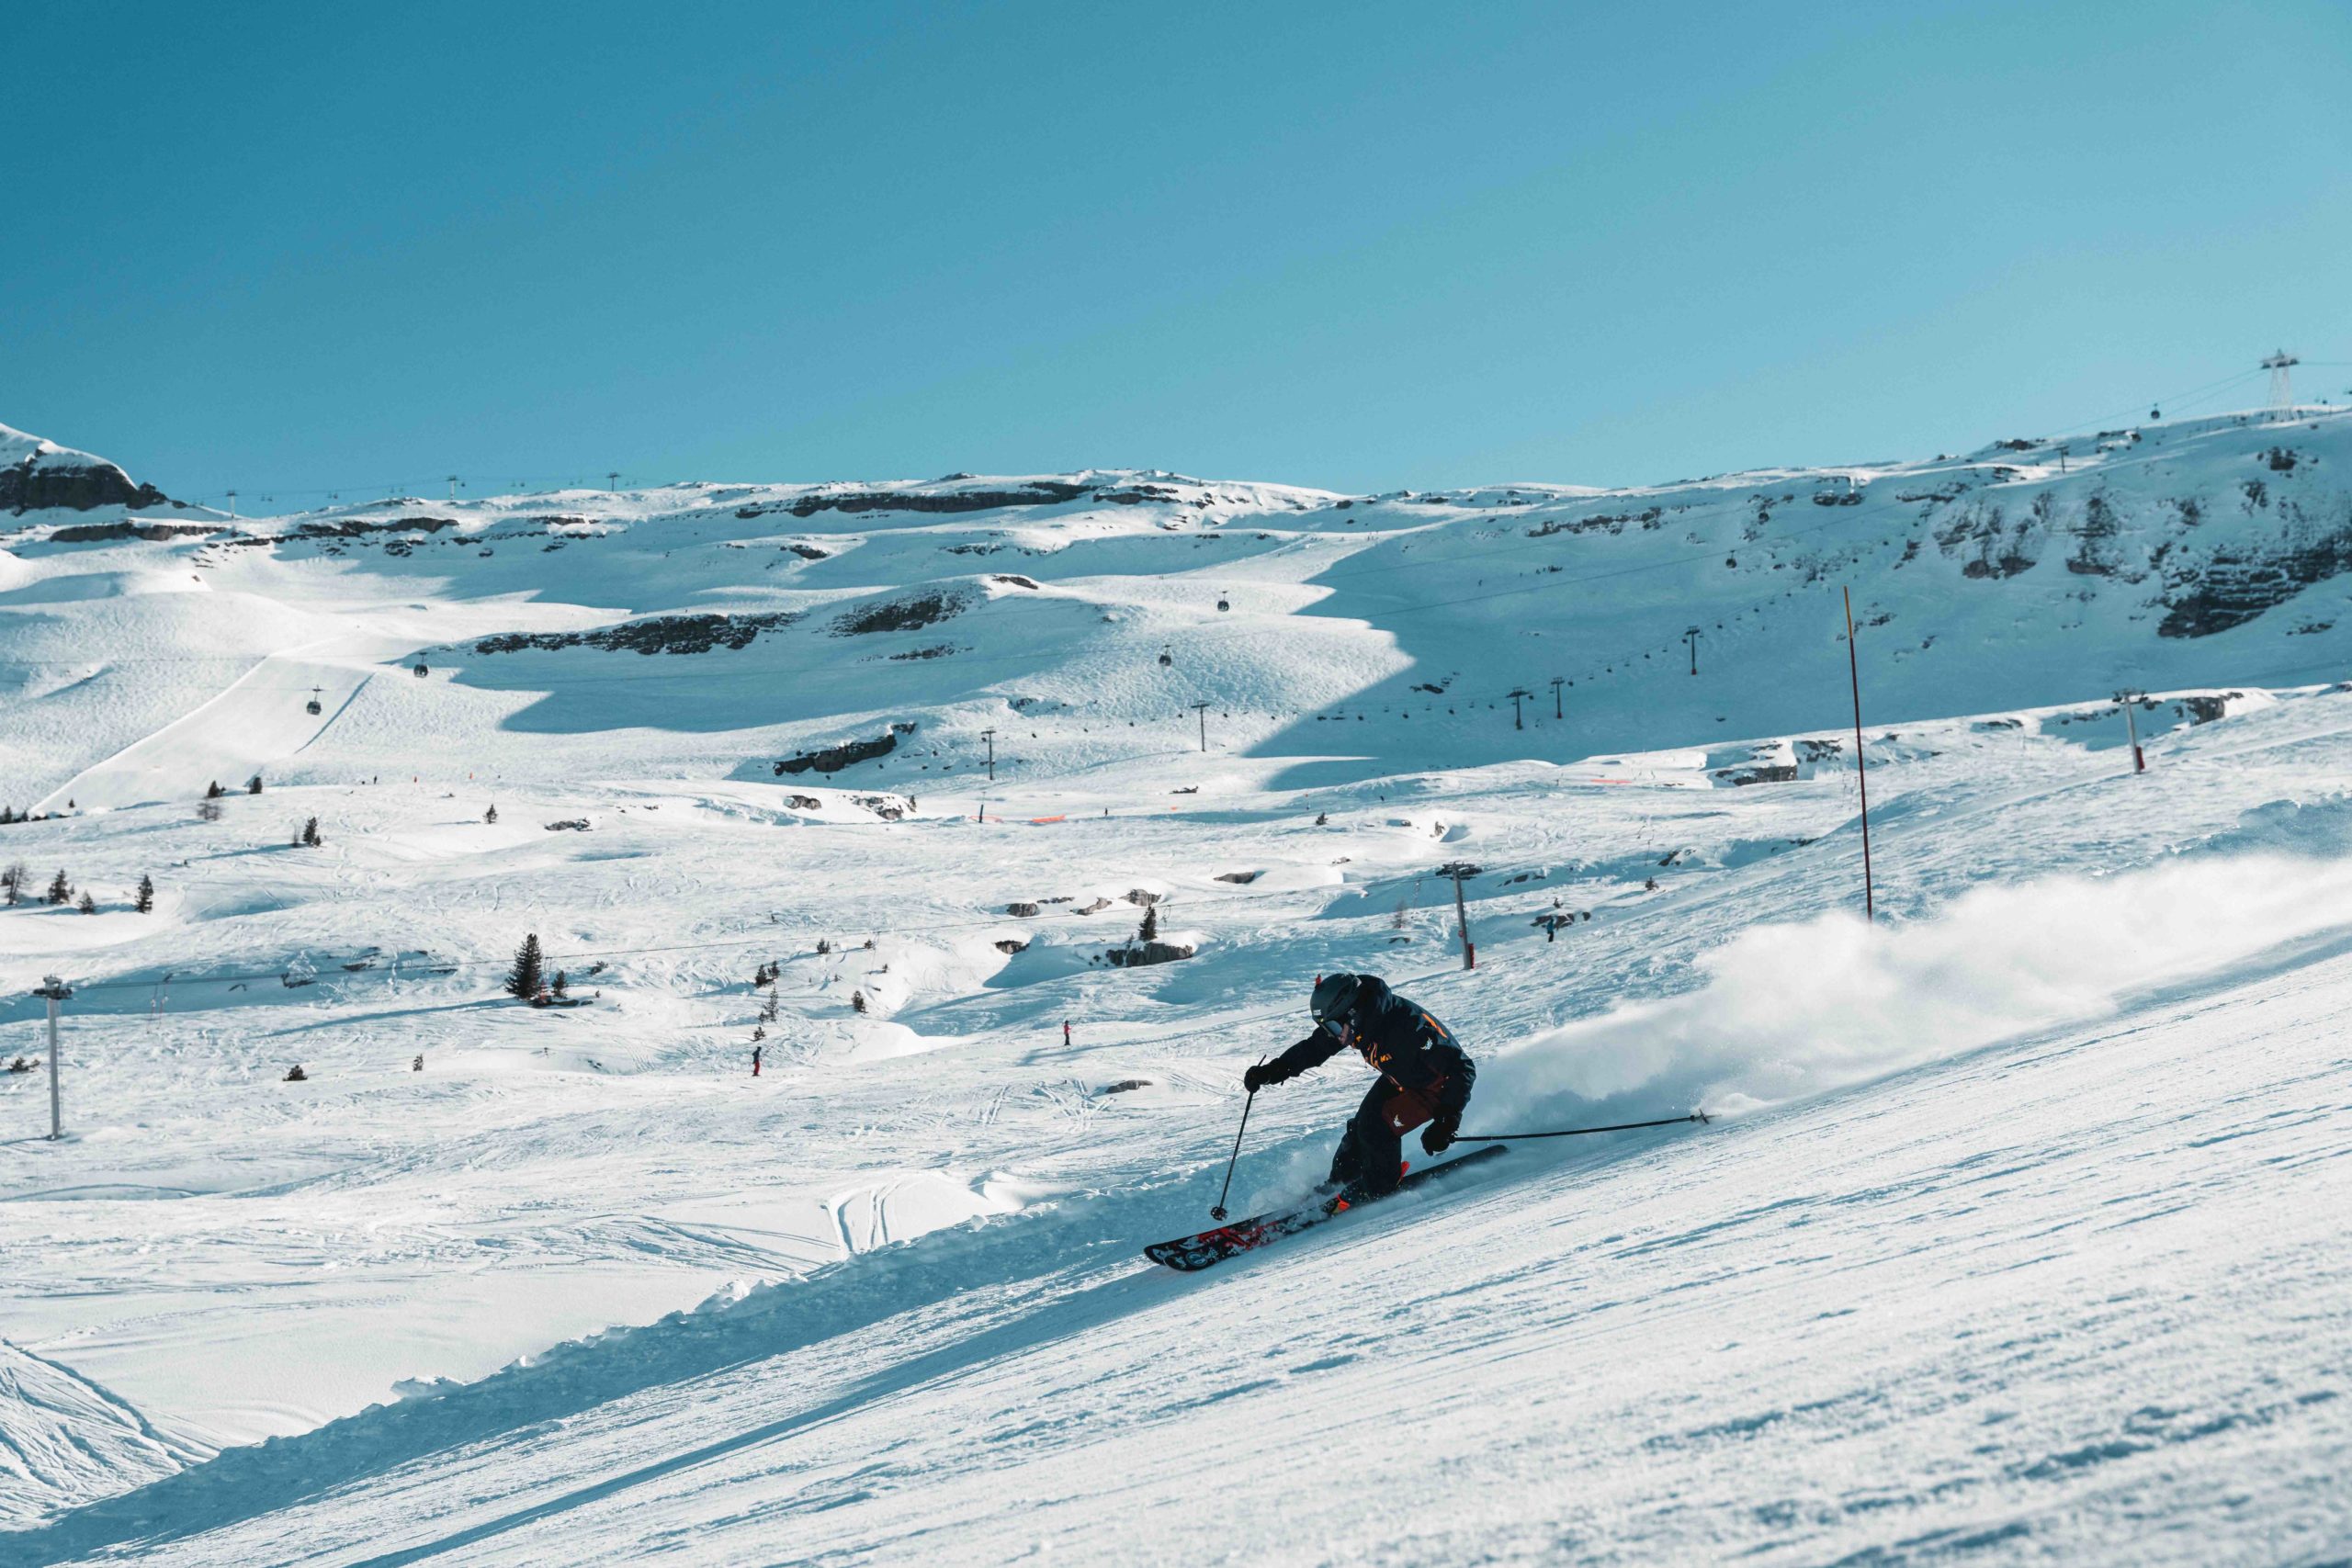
1210,1058 -> 1266,1221
1464,1111 -> 1710,1141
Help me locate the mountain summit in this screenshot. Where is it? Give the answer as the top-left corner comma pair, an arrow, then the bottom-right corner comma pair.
0,423 -> 174,513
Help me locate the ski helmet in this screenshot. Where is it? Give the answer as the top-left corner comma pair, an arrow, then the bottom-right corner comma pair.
1310,972 -> 1363,1025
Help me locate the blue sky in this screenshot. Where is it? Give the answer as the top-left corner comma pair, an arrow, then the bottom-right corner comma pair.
6,1 -> 2348,502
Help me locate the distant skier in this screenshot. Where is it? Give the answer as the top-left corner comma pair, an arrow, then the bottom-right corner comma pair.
752,1044 -> 763,1077
1063,1019 -> 1072,1047
1243,972 -> 1476,1200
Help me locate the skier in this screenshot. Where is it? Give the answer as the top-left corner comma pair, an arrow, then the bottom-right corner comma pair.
752,1043 -> 763,1077
1062,1019 -> 1072,1047
1243,972 -> 1476,1200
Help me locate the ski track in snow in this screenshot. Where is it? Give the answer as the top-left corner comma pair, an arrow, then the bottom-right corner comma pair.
3,416 -> 2352,1562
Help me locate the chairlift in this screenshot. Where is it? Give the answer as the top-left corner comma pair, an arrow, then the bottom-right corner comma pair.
2150,407 -> 2161,421
306,685 -> 323,716
1158,644 -> 1173,667
412,661 -> 429,678
1216,591 -> 1231,612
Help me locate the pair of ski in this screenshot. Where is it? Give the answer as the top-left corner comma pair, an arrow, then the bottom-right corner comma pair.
1144,1144 -> 1507,1271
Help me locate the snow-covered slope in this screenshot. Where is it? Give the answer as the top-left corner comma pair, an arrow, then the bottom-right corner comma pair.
4,411 -> 2351,1562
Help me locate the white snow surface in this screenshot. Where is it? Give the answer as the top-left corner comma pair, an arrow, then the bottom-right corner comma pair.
2,410 -> 2350,1562
0,423 -> 105,471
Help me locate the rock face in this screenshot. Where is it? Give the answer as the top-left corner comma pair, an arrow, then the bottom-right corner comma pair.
783,480 -> 1091,518
1,424 -> 173,513
2157,536 -> 2352,638
832,589 -> 974,637
1106,939 -> 1195,967
42,520 -> 217,543
775,722 -> 918,776
476,610 -> 802,658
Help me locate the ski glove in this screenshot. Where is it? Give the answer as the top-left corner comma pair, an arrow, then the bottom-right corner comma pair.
1243,1063 -> 1275,1094
1421,1113 -> 1459,1156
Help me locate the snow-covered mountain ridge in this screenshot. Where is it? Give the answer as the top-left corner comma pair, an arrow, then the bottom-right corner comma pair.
6,405 -> 2352,816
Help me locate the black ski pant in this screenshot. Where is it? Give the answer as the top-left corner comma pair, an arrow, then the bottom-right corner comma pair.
1329,1081 -> 1409,1198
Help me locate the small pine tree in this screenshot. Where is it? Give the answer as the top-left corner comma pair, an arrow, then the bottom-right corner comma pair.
206,780 -> 225,799
0,806 -> 15,824
0,863 -> 22,905
506,933 -> 544,999
247,774 -> 264,795
300,816 -> 322,847
77,889 -> 97,913
551,970 -> 569,998
751,1023 -> 765,1043
816,938 -> 831,955
851,988 -> 868,1014
761,988 -> 781,1022
1137,903 -> 1159,943
484,803 -> 498,824
198,797 -> 222,823
1314,811 -> 1329,826
45,869 -> 72,906
135,874 -> 154,913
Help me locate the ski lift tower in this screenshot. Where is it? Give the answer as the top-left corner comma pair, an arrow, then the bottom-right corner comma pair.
34,976 -> 71,1139
2264,350 -> 2300,413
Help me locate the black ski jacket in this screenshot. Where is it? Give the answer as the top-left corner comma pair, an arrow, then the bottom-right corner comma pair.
1261,975 -> 1474,1116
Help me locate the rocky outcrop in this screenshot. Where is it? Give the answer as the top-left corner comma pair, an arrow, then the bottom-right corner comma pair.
832,589 -> 973,637
1713,761 -> 1799,786
2,425 -> 173,514
1105,939 -> 1195,967
1939,498 -> 2049,580
475,610 -> 801,657
785,480 -> 1091,518
43,520 -> 219,544
1526,506 -> 1661,538
2158,530 -> 2352,638
775,722 -> 918,776
293,515 -> 458,539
